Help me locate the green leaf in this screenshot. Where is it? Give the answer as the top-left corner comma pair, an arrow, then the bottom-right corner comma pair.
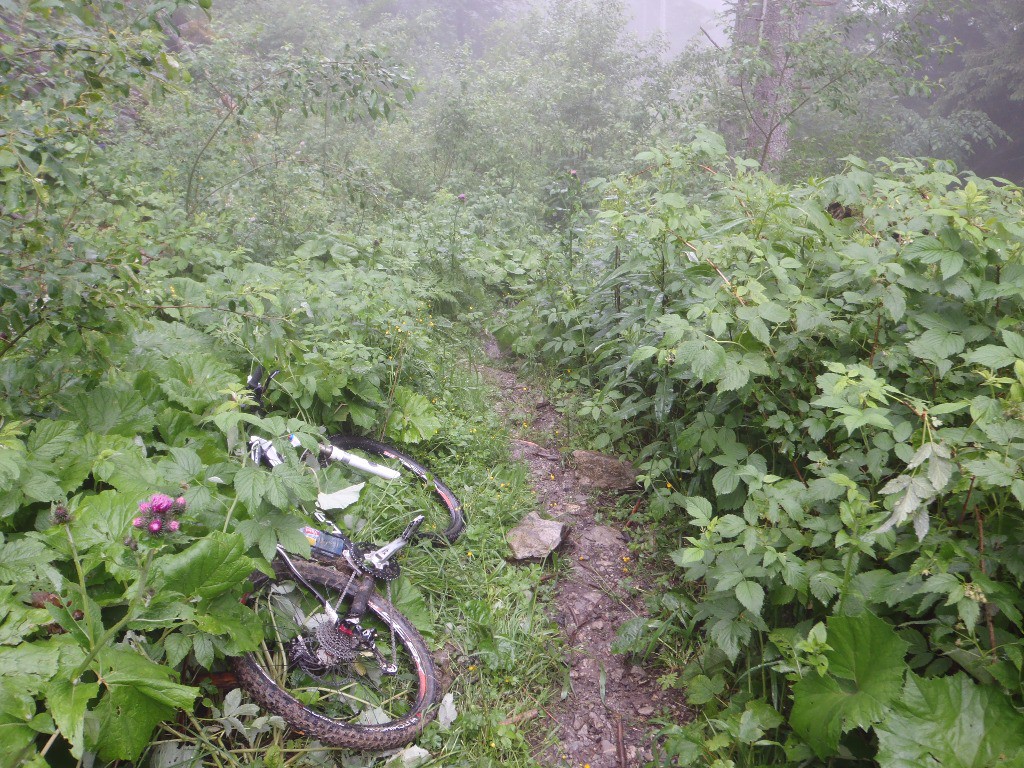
713,465 -> 740,496
91,685 -> 173,762
26,420 -> 79,462
192,595 -> 261,655
875,674 -> 1024,768
735,580 -> 764,615
153,532 -> 255,601
757,301 -> 790,324
964,456 -> 1017,488
20,469 -> 64,503
0,536 -> 56,585
233,464 -> 268,510
1002,330 -> 1024,358
907,328 -> 965,364
717,360 -> 750,392
684,673 -> 725,706
0,678 -> 43,758
45,679 -> 98,758
790,612 -> 908,757
671,547 -> 705,566
98,647 -> 199,710
963,345 -> 1016,370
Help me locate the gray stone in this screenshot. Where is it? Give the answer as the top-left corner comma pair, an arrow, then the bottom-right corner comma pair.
579,525 -> 627,550
506,512 -> 566,560
571,450 -> 638,490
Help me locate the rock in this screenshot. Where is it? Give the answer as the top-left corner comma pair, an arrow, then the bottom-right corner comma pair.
600,738 -> 618,754
385,745 -> 431,768
638,705 -> 655,716
571,450 -> 638,490
506,512 -> 566,560
579,525 -> 626,550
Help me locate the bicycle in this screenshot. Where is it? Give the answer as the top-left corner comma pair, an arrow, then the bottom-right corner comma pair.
228,366 -> 465,749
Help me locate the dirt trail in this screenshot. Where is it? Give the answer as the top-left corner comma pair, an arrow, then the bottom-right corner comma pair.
477,341 -> 691,768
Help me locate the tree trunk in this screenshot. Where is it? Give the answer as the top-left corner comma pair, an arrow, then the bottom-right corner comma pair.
731,0 -> 797,174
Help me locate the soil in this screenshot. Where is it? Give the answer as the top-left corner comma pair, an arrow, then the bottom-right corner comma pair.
476,337 -> 692,768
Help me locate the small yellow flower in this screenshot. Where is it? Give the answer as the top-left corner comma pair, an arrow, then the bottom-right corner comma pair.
666,482 -> 673,489
468,664 -> 477,671
490,741 -> 496,748
549,473 -> 555,480
467,551 -> 474,557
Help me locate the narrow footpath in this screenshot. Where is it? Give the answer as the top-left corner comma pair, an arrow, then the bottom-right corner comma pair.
477,340 -> 691,768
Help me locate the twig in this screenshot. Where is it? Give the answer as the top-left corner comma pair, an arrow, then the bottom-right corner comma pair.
671,231 -> 747,306
500,708 -> 539,727
700,26 -> 724,51
974,507 -> 998,653
616,714 -> 627,768
956,477 -> 975,526
790,458 -> 808,487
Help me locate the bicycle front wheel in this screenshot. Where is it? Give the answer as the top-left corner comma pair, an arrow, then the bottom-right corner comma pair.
233,559 -> 438,751
325,435 -> 466,545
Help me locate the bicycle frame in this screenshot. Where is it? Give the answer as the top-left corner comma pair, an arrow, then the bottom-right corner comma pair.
242,368 -> 426,673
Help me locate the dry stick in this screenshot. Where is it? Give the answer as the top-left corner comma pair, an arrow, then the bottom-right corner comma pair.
790,458 -> 809,487
675,233 -> 748,306
699,26 -> 724,52
616,714 -> 627,768
499,709 -> 539,727
974,507 -> 999,653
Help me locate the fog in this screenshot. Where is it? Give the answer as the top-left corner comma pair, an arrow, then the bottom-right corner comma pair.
622,0 -> 730,52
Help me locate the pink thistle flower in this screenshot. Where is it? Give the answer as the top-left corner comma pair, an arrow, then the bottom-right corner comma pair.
174,496 -> 187,510
149,494 -> 174,514
148,519 -> 163,533
569,169 -> 578,176
138,502 -> 152,514
457,193 -> 466,202
132,517 -> 145,528
168,520 -> 181,532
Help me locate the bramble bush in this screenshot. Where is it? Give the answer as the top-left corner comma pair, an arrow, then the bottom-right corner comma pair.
500,130 -> 1024,765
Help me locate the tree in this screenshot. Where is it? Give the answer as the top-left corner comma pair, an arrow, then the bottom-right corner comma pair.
719,0 -> 962,176
730,0 -> 799,171
924,0 -> 1024,179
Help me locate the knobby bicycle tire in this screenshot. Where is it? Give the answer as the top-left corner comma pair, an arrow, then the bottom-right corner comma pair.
326,434 -> 466,545
233,559 -> 438,751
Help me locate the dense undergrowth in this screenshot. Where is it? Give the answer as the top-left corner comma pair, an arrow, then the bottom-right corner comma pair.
3,0 -> 1024,766
500,135 -> 1024,765
0,3 -> 562,766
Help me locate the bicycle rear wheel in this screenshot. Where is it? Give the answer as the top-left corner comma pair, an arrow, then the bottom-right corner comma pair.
233,559 -> 437,750
325,435 -> 465,545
